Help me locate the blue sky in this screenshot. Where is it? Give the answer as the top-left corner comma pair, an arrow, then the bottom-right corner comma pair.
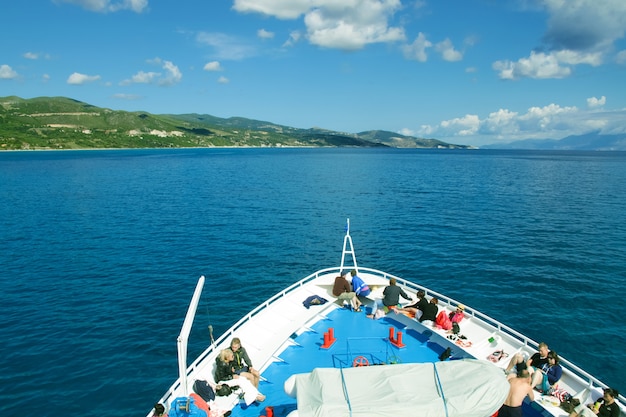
1,0 -> 625,147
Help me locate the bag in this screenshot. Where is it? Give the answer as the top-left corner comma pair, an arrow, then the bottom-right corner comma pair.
216,384 -> 236,397
438,347 -> 452,361
560,397 -> 580,413
435,311 -> 453,330
452,322 -> 460,334
193,380 -> 216,402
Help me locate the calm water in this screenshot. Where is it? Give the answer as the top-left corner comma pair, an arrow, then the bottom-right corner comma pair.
1,148 -> 625,416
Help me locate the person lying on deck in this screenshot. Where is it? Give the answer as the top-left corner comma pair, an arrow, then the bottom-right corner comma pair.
397,289 -> 427,319
418,297 -> 439,325
505,342 -> 549,376
449,304 -> 465,323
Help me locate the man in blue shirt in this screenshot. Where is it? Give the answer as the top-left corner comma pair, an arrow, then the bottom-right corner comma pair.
350,269 -> 370,297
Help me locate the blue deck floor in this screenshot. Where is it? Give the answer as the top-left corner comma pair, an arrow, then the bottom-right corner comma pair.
226,306 -> 548,417
230,307 -> 453,417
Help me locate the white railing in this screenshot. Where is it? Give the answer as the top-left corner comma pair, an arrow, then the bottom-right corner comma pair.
155,266 -> 625,415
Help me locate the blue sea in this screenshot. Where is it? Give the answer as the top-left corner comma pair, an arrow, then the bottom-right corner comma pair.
1,148 -> 625,416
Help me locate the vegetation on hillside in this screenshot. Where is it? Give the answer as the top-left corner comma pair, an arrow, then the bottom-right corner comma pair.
0,96 -> 471,150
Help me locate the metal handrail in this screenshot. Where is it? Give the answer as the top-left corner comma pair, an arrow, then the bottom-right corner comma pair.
156,265 -> 626,413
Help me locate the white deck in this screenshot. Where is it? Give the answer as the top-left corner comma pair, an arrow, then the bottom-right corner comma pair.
152,266 -> 626,417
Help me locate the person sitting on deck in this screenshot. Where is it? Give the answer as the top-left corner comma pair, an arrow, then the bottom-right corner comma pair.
505,342 -> 549,376
569,387 -> 621,417
368,278 -> 412,318
214,348 -> 266,404
333,273 -> 362,312
230,337 -> 260,388
530,350 -> 562,393
498,369 -> 535,417
397,290 -> 427,319
418,297 -> 439,325
350,269 -> 371,298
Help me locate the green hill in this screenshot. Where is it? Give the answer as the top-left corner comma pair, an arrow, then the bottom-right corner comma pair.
0,96 -> 471,150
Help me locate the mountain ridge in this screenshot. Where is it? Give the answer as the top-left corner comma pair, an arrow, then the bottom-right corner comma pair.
482,131 -> 626,151
0,96 -> 472,150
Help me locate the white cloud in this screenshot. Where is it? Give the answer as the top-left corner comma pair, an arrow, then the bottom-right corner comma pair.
553,50 -> 602,66
402,32 -> 432,62
57,0 -> 148,13
304,1 -> 405,50
493,0 -> 625,81
121,71 -> 160,85
282,31 -> 302,48
440,114 -> 480,136
542,0 -> 626,51
23,52 -> 39,60
67,72 -> 101,85
234,0 -> 405,50
203,61 -> 223,71
119,59 -> 181,86
233,0 -> 310,19
417,101 -> 626,146
435,38 -> 462,62
217,76 -> 229,84
112,93 -> 142,100
159,60 -> 182,86
257,29 -> 274,39
483,109 -> 520,135
197,32 -> 258,60
0,64 -> 19,79
493,51 -> 571,80
616,50 -> 626,64
587,96 -> 606,108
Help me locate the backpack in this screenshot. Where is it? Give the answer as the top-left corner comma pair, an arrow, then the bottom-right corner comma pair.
193,380 -> 216,402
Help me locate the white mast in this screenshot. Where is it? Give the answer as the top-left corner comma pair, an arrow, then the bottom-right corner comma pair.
339,218 -> 358,274
176,275 -> 205,397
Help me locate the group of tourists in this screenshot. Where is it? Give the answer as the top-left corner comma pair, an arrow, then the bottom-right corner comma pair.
332,272 -> 622,417
499,341 -> 621,417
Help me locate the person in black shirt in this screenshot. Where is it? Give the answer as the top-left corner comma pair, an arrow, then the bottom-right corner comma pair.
398,290 -> 427,319
569,387 -> 621,417
418,297 -> 439,324
505,342 -> 549,375
368,278 -> 411,318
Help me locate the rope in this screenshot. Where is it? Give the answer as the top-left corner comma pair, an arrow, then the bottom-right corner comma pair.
203,294 -> 215,345
433,363 -> 450,417
339,366 -> 353,417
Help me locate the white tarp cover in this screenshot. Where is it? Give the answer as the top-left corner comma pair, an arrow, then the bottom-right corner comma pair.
291,359 -> 509,417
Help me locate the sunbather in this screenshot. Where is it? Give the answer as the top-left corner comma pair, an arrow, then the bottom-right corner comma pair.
505,342 -> 549,376
530,350 -> 562,393
230,337 -> 260,388
214,348 -> 266,404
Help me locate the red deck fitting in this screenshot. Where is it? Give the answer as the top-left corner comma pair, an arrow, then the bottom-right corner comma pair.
321,327 -> 336,349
